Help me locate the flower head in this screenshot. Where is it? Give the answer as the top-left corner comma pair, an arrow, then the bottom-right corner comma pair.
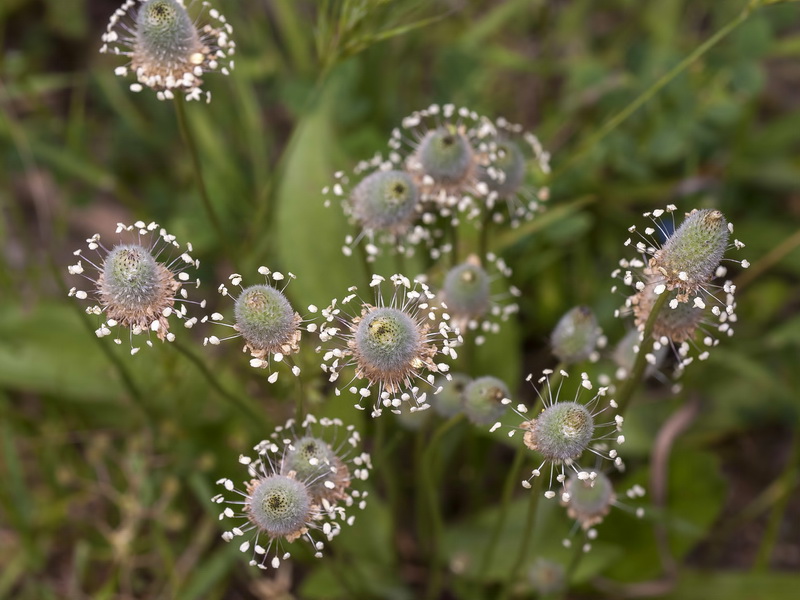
475,117 -> 551,227
493,370 -> 625,498
100,0 -> 235,102
463,375 -> 511,426
67,221 -> 201,354
550,306 -> 603,364
560,472 -> 646,553
204,267 -> 305,382
318,274 -> 460,417
213,416 -> 370,570
439,253 -> 520,344
324,156 -> 430,260
613,206 -> 746,374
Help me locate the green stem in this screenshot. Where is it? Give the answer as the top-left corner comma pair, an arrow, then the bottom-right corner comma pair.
563,537 -> 586,594
555,1 -> 760,178
479,210 -> 493,258
615,291 -> 670,416
173,96 -> 228,255
170,340 -> 267,428
423,413 -> 465,600
753,429 -> 800,570
479,446 -> 525,577
499,475 -> 542,600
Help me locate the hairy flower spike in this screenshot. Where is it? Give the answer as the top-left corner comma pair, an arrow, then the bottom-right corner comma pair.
204,269 -> 304,381
651,209 -> 729,299
67,221 -> 201,354
101,0 -> 235,102
440,253 -> 519,345
464,375 -> 510,426
318,274 -> 460,417
415,126 -> 475,186
551,306 -> 602,364
501,370 -> 625,498
350,170 -> 420,234
214,416 -> 370,570
612,206 -> 746,375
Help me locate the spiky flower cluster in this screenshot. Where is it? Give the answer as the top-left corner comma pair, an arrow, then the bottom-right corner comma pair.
613,206 -> 748,373
67,221 -> 201,354
493,370 -> 625,498
463,375 -> 511,426
439,253 -> 520,344
213,415 -> 371,570
327,104 -> 551,259
560,472 -> 646,553
318,274 -> 460,417
203,267 -> 305,382
100,0 -> 235,102
551,306 -> 604,364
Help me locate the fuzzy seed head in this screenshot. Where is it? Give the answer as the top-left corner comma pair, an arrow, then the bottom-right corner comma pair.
351,170 -> 419,233
136,0 -> 195,54
483,139 -> 525,196
234,285 -> 296,351
283,436 -> 350,504
442,261 -> 491,321
415,126 -> 474,185
464,376 -> 510,426
652,209 -> 729,294
551,306 -> 600,364
246,475 -> 312,539
563,471 -> 616,529
103,244 -> 162,309
353,307 -> 421,376
523,402 -> 595,462
432,373 -> 471,418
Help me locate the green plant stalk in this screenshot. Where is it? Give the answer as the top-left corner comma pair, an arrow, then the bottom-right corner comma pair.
499,474 -> 543,600
556,0 -> 761,178
173,96 -> 228,255
753,429 -> 800,570
170,340 -> 268,428
615,291 -> 670,415
479,446 -> 525,577
480,362 -> 565,577
423,413 -> 465,600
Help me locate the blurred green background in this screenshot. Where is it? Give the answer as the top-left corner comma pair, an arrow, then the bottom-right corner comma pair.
2,0 -> 800,598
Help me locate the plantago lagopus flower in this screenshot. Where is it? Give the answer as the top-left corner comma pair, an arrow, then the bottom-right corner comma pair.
204,267 -> 305,382
463,375 -> 511,426
67,221 -> 201,354
100,0 -> 235,102
613,205 -> 748,373
491,370 -> 625,498
550,306 -> 603,365
318,274 -> 460,417
213,417 -> 369,570
439,253 -> 520,345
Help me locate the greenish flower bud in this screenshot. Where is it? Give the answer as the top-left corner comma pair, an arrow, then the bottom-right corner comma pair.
523,402 -> 594,463
247,474 -> 312,539
442,261 -> 491,321
563,471 -> 615,529
551,306 -> 600,364
415,126 -> 474,185
464,376 -> 510,425
234,285 -> 297,352
351,170 -> 419,233
652,209 -> 729,296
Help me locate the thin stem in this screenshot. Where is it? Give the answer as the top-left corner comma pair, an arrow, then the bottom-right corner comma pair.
450,222 -> 460,267
170,340 -> 268,428
479,446 -> 525,577
173,96 -> 228,255
615,291 -> 670,416
753,429 -> 800,570
423,413 -> 465,600
479,210 -> 493,258
499,475 -> 542,600
563,537 -> 586,592
555,1 -> 760,178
